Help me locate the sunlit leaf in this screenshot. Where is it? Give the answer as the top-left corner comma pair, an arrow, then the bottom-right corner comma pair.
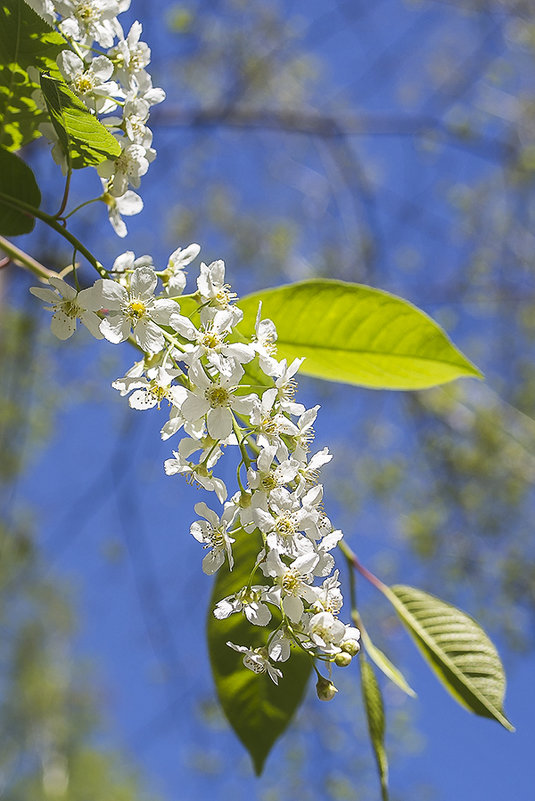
0,0 -> 66,151
360,625 -> 416,698
207,529 -> 311,775
0,148 -> 41,234
361,657 -> 389,801
40,74 -> 121,169
238,280 -> 482,390
383,584 -> 514,730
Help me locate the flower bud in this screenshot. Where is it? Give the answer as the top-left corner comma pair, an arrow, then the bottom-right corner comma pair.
239,491 -> 252,508
341,639 -> 361,656
316,675 -> 338,701
334,651 -> 352,667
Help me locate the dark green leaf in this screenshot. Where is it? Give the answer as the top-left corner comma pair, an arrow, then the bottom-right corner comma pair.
383,584 -> 514,731
39,73 -> 121,169
238,280 -> 482,390
361,657 -> 389,801
0,147 -> 41,234
207,529 -> 311,775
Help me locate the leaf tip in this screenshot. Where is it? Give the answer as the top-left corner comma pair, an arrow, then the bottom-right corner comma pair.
501,715 -> 515,733
252,754 -> 266,776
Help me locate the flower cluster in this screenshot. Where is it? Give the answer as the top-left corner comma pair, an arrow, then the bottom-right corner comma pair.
30,247 -> 360,692
28,0 -> 164,236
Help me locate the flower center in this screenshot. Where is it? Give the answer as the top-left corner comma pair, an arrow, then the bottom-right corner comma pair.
209,526 -> 226,548
200,331 -> 221,350
259,415 -> 278,435
214,285 -> 236,308
281,569 -> 300,593
129,48 -> 148,72
261,472 -> 278,491
128,300 -> 146,319
279,377 -> 297,401
148,381 -> 169,405
205,386 -> 231,408
76,1 -> 99,23
275,515 -> 295,538
116,149 -> 142,177
73,73 -> 95,95
62,299 -> 83,319
237,586 -> 261,604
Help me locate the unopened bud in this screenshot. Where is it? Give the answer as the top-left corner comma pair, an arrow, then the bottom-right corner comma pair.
341,639 -> 361,657
334,651 -> 352,667
316,675 -> 338,701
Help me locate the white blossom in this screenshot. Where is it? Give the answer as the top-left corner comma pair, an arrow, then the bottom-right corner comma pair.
109,20 -> 151,87
56,0 -> 124,50
30,277 -> 103,340
101,187 -> 143,237
262,550 -> 319,623
190,501 -> 237,575
95,266 -> 177,352
308,611 -> 347,655
98,141 -> 153,197
161,243 -> 201,296
214,585 -> 272,626
180,361 -> 258,440
197,260 -> 241,325
164,453 -> 228,502
227,643 -> 283,684
57,51 -> 120,113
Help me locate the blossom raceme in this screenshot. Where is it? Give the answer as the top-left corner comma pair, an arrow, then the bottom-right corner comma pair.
30,0 -> 164,234
29,246 -> 360,691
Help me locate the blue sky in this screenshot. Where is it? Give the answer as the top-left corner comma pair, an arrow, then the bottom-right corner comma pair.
7,0 -> 535,798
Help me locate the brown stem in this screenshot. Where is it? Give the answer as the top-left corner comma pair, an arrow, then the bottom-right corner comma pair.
338,539 -> 388,593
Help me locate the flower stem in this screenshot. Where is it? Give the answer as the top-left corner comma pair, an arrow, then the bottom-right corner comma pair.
64,195 -> 102,220
54,166 -> 72,219
0,192 -> 107,277
338,540 -> 387,593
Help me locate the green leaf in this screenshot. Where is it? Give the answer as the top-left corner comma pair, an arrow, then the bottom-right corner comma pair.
383,584 -> 514,731
237,280 -> 482,390
0,0 -> 66,151
207,529 -> 311,775
0,147 -> 41,234
39,73 -> 121,169
361,657 -> 389,801
360,626 -> 416,698
0,1 -> 66,73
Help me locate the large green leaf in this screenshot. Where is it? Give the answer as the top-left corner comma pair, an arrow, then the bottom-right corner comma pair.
207,529 -> 312,775
39,73 -> 121,169
0,0 -> 66,151
361,657 -> 389,801
0,147 -> 41,234
237,280 -> 482,390
383,584 -> 514,730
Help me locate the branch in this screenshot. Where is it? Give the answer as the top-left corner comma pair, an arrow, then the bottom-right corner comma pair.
152,106 -> 515,163
0,236 -> 60,282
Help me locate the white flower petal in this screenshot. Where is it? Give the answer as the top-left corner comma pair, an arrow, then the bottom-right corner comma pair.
134,318 -> 163,353
100,314 -> 131,344
50,310 -> 76,340
130,265 -> 157,298
207,407 -> 233,440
